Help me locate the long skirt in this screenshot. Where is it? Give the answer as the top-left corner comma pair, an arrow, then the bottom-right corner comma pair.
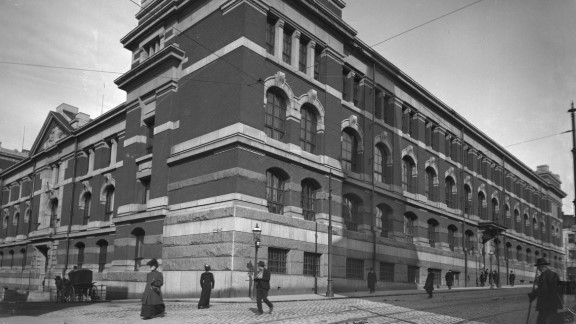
141,303 -> 165,318
198,287 -> 212,308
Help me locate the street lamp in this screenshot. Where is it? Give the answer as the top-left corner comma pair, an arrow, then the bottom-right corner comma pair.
252,223 -> 262,299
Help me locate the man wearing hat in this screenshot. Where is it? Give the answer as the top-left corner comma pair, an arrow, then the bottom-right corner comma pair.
254,261 -> 273,314
198,264 -> 214,309
424,268 -> 434,298
528,258 -> 562,324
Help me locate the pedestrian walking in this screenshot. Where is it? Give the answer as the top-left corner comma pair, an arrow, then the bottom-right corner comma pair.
509,271 -> 515,287
140,258 -> 165,320
527,258 -> 562,324
254,261 -> 273,315
492,270 -> 499,288
198,264 -> 214,309
445,270 -> 454,289
424,268 -> 434,298
479,272 -> 485,287
367,268 -> 377,293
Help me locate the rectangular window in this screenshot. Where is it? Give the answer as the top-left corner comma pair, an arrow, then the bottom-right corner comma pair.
425,123 -> 432,146
375,89 -> 384,120
346,258 -> 364,280
407,266 -> 419,284
299,39 -> 307,73
268,247 -> 288,274
570,250 -> 576,260
314,49 -> 321,80
445,136 -> 452,159
282,29 -> 292,64
303,252 -> 320,276
352,77 -> 361,107
342,69 -> 350,101
570,234 -> 575,244
379,262 -> 394,282
266,19 -> 275,55
402,108 -> 410,134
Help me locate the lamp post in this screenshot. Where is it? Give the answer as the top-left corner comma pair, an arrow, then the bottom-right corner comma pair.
252,223 -> 262,300
326,171 -> 334,297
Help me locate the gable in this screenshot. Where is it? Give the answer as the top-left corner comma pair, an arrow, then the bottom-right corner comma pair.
30,112 -> 73,155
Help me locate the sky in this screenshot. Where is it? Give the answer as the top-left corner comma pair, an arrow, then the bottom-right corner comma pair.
0,0 -> 575,214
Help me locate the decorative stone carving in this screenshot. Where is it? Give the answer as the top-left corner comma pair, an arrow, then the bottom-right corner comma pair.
42,125 -> 66,150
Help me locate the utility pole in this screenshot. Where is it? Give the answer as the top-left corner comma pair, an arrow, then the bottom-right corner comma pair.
569,102 -> 576,214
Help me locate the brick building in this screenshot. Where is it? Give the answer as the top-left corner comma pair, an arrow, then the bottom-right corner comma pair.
0,0 -> 566,299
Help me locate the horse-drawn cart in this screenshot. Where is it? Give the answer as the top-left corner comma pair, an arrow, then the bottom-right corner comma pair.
55,269 -> 101,302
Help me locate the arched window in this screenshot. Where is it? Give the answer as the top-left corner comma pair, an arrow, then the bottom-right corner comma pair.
374,145 -> 390,183
75,242 -> 85,269
2,216 -> 8,237
465,230 -> 474,252
97,240 -> 108,273
404,213 -> 417,243
506,242 -> 513,260
342,195 -> 361,232
515,209 -> 522,233
104,187 -> 115,221
82,192 -> 91,225
425,167 -> 437,201
505,205 -> 511,227
477,192 -> 486,219
265,88 -> 287,141
0,251 -> 3,268
445,177 -> 455,208
428,219 -> 439,248
516,246 -> 522,262
301,179 -> 319,221
524,214 -> 530,235
448,225 -> 458,251
526,248 -> 532,264
342,129 -> 359,172
300,105 -> 317,153
9,250 -> 14,269
491,198 -> 498,223
20,248 -> 26,270
24,208 -> 31,223
464,185 -> 472,215
266,169 -> 286,215
377,204 -> 392,238
13,213 -> 19,236
132,228 -> 145,271
533,217 -> 539,239
50,198 -> 59,228
402,157 -> 415,192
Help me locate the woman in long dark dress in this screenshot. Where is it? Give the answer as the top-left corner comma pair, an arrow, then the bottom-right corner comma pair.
141,259 -> 165,319
424,268 -> 434,298
198,264 -> 215,309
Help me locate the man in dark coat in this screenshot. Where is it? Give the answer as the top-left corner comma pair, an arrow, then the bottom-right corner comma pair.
509,271 -> 515,287
528,258 -> 562,324
424,268 -> 434,298
367,268 -> 377,293
198,264 -> 215,309
445,270 -> 454,289
254,261 -> 273,314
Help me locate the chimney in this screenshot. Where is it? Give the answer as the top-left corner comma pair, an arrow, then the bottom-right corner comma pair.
55,103 -> 80,122
70,112 -> 91,129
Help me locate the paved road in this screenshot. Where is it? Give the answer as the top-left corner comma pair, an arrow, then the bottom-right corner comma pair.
0,287 -> 571,324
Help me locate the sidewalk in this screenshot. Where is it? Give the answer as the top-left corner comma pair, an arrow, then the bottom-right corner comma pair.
148,283 -> 533,305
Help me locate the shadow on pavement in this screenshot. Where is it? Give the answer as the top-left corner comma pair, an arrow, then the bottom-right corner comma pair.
0,301 -> 107,318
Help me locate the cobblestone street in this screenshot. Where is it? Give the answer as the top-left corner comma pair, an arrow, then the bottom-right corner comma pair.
0,286 -> 544,324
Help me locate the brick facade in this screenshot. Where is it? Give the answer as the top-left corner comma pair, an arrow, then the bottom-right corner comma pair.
0,0 -> 566,299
